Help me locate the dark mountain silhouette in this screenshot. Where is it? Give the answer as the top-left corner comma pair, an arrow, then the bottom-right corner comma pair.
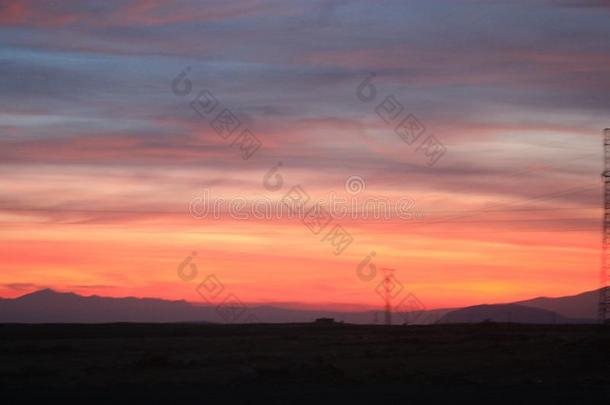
0,288 -> 599,324
437,289 -> 600,324
0,288 -> 446,324
0,289 -> 214,323
516,288 -> 599,319
438,303 -> 591,324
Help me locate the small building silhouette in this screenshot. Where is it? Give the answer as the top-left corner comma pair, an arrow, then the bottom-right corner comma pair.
314,317 -> 335,324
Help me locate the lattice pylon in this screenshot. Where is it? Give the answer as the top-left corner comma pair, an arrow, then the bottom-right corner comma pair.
381,268 -> 395,326
600,128 -> 610,323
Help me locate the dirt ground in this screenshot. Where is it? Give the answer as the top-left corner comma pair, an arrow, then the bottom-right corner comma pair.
1,323 -> 609,404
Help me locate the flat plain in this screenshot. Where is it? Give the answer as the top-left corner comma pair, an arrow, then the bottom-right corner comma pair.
1,323 -> 609,404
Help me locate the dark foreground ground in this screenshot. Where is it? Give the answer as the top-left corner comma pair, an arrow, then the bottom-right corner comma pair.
1,323 -> 609,404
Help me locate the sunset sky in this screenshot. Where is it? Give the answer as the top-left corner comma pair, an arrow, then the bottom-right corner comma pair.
1,0 -> 609,311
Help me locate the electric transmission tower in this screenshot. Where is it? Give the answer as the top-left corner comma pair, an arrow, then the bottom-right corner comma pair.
381,268 -> 395,326
601,128 -> 610,323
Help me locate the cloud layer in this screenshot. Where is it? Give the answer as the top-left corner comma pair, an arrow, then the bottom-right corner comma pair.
0,0 -> 607,308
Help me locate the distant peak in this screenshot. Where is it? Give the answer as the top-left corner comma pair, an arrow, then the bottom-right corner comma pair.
32,288 -> 60,294
19,288 -> 77,299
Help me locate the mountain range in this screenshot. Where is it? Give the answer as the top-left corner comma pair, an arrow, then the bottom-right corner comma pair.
0,288 -> 600,324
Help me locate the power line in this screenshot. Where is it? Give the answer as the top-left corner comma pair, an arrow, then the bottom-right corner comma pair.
406,184 -> 598,230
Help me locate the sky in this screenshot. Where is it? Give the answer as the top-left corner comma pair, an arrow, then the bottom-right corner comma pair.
1,0 -> 609,312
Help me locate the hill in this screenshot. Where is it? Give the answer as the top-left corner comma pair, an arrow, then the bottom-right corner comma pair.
516,288 -> 599,319
438,303 -> 590,324
0,288 -> 600,324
